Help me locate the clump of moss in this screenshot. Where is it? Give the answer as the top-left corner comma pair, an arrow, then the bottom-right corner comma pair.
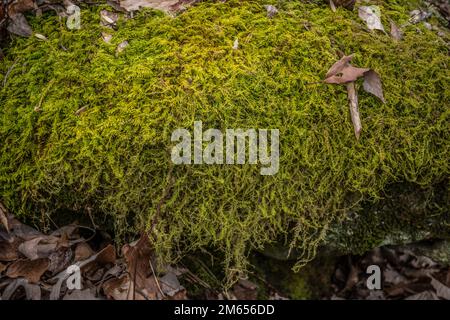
0,1 -> 449,286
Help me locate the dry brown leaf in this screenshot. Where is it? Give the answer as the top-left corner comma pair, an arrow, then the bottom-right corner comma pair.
6,258 -> 49,283
390,20 -> 403,41
9,217 -> 43,240
324,55 -> 370,84
122,233 -> 155,296
363,70 -> 385,103
0,239 -> 20,261
431,278 -> 450,300
93,244 -> 116,265
8,0 -> 35,16
0,202 -> 9,232
103,275 -> 130,300
325,54 -> 354,78
119,0 -> 179,12
160,271 -> 185,297
325,65 -> 370,84
47,247 -> 73,274
75,242 -> 95,261
18,236 -> 59,260
7,13 -> 32,37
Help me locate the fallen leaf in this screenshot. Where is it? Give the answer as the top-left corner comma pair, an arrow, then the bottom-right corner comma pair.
75,242 -> 94,261
8,0 -> 35,16
325,65 -> 370,84
6,258 -> 49,283
363,70 -> 385,103
160,271 -> 184,297
0,262 -> 6,273
0,239 -> 20,261
103,275 -> 130,300
431,278 -> 450,300
264,5 -> 278,18
358,6 -> 385,32
409,10 -> 432,24
116,40 -> 129,55
390,20 -> 403,41
92,244 -> 116,266
18,236 -> 59,260
9,217 -> 43,240
1,278 -> 41,300
7,13 -> 33,37
47,247 -> 73,274
122,233 -> 155,297
384,267 -> 407,285
100,9 -> 118,27
119,0 -> 180,13
232,38 -> 239,50
325,54 -> 354,78
102,32 -> 113,43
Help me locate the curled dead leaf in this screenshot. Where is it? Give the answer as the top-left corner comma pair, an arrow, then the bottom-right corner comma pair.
358,6 -> 385,32
6,258 -> 49,283
363,70 -> 385,103
122,233 -> 156,297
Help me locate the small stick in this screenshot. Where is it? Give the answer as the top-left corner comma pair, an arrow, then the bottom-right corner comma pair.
346,81 -> 361,139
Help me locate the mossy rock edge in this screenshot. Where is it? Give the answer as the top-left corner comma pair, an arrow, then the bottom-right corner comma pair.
0,1 -> 449,285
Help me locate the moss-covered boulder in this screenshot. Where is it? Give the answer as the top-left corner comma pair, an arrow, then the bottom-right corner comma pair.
0,0 -> 448,283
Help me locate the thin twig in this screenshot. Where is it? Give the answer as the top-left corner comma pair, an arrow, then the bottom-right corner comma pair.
149,258 -> 165,298
346,81 -> 362,139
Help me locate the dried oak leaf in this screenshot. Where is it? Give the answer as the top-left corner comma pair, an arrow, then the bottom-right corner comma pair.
390,20 -> 403,41
18,235 -> 59,260
431,278 -> 450,300
103,275 -> 130,300
0,239 -> 20,261
358,6 -> 385,32
75,242 -> 95,262
119,0 -> 179,13
7,13 -> 32,37
122,233 -> 156,293
363,70 -> 385,103
6,258 -> 49,283
324,55 -> 370,84
8,0 -> 35,16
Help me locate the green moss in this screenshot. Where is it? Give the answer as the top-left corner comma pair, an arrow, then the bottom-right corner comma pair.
0,1 -> 449,286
